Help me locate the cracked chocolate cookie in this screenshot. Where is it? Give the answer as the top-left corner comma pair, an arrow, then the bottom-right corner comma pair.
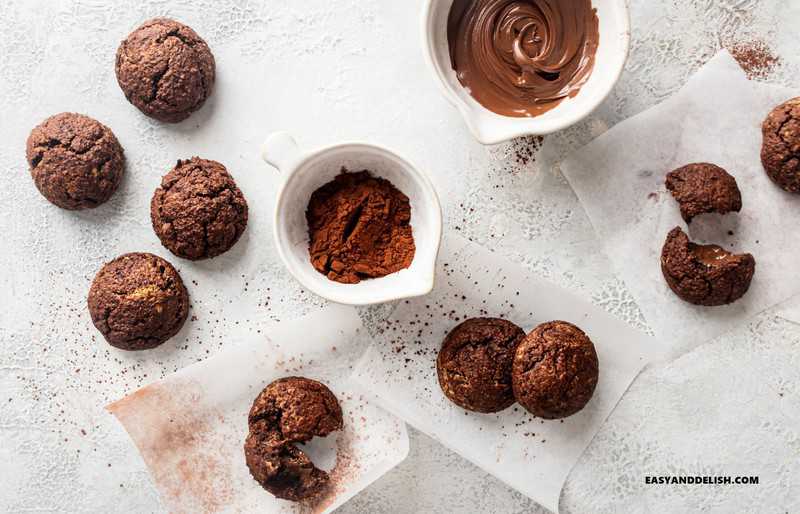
88,252 -> 189,350
512,321 -> 599,420
660,227 -> 755,306
666,163 -> 742,223
26,112 -> 124,210
151,157 -> 248,260
762,97 -> 800,193
436,317 -> 525,413
244,377 -> 343,502
115,18 -> 215,123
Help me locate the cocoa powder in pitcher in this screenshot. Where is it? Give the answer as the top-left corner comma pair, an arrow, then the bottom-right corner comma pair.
306,170 -> 415,284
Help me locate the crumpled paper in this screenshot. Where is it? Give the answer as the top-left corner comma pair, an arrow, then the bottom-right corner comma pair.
351,234 -> 666,513
108,305 -> 408,514
561,51 -> 800,355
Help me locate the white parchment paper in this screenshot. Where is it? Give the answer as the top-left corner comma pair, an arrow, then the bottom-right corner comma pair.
561,51 -> 800,355
351,234 -> 666,513
107,305 -> 408,514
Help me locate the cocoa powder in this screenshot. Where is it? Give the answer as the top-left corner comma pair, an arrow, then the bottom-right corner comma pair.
306,170 -> 415,284
728,39 -> 781,80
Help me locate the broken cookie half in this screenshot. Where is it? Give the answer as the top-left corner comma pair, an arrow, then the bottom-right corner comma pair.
244,377 -> 343,502
665,163 -> 742,223
660,227 -> 755,306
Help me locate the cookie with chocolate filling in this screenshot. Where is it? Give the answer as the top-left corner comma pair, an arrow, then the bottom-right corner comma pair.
115,18 -> 215,123
761,97 -> 800,193
244,377 -> 343,502
512,321 -> 599,420
660,227 -> 755,306
665,163 -> 742,222
87,252 -> 189,350
436,317 -> 525,413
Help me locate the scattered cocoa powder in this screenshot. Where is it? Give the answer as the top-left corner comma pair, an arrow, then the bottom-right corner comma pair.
306,170 -> 415,284
107,382 -> 235,513
728,39 -> 781,80
512,135 -> 545,167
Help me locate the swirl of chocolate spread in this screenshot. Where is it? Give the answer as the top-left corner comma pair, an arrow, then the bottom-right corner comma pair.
448,0 -> 600,118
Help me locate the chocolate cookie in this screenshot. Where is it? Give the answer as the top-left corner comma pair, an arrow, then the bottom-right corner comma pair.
512,321 -> 599,420
660,227 -> 755,306
115,18 -> 215,123
26,112 -> 124,210
244,377 -> 343,502
761,97 -> 800,193
87,253 -> 189,350
436,317 -> 525,413
665,163 -> 742,222
150,157 -> 248,260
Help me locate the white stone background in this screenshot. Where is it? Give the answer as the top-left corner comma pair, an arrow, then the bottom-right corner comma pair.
0,0 -> 798,512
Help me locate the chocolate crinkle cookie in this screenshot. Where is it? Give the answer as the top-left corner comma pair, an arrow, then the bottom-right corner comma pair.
665,163 -> 742,222
151,157 -> 248,260
115,18 -> 215,123
512,321 -> 599,420
761,97 -> 800,193
244,377 -> 343,502
660,227 -> 755,306
436,317 -> 525,413
26,112 -> 124,210
87,253 -> 189,351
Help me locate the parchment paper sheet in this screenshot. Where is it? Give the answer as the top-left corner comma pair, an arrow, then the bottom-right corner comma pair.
351,234 -> 667,513
107,306 -> 408,514
561,51 -> 800,355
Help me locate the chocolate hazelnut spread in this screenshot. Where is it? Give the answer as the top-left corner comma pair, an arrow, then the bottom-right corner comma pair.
448,0 -> 600,118
661,227 -> 755,306
691,243 -> 736,267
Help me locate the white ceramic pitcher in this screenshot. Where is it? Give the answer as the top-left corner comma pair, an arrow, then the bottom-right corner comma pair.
261,132 -> 443,306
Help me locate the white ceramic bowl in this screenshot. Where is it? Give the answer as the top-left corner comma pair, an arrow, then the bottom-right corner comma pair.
261,132 -> 443,306
422,0 -> 631,144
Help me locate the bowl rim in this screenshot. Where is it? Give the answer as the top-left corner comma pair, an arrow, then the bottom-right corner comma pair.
272,141 -> 443,306
420,0 -> 632,144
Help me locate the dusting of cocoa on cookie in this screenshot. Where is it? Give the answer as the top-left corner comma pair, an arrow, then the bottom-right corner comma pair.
306,170 -> 415,284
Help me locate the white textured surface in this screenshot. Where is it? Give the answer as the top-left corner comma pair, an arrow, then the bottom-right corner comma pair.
0,1 -> 798,513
